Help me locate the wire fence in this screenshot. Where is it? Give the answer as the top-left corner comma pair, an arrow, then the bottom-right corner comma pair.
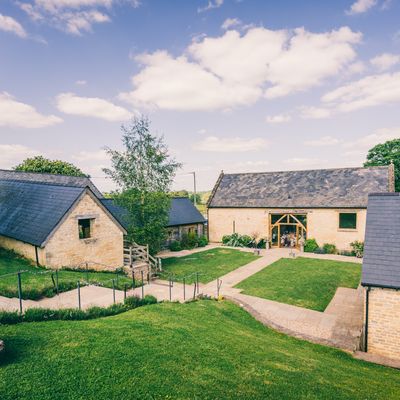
0,265 -> 149,314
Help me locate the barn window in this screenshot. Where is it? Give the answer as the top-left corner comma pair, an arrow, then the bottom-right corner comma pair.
339,213 -> 357,230
78,218 -> 92,239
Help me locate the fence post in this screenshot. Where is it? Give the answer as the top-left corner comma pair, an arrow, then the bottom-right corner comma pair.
193,282 -> 197,300
17,272 -> 23,314
124,284 -> 127,301
56,269 -> 59,295
217,279 -> 222,298
141,270 -> 144,299
183,277 -> 186,301
77,281 -> 81,310
196,272 -> 199,294
132,269 -> 135,289
112,279 -> 116,304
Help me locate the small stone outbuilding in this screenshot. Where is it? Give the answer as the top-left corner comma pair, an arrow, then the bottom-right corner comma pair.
166,197 -> 206,244
207,166 -> 394,251
361,192 -> 400,361
0,170 -> 126,269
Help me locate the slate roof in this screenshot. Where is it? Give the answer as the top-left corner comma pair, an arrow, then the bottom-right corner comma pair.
0,180 -> 85,246
361,193 -> 400,289
0,169 -> 103,199
102,197 -> 206,229
167,198 -> 206,227
208,166 -> 390,209
100,199 -> 130,230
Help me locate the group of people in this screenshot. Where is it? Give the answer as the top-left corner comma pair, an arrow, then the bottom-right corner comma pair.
280,232 -> 297,248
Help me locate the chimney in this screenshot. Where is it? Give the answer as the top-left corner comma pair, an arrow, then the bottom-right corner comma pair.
388,161 -> 395,192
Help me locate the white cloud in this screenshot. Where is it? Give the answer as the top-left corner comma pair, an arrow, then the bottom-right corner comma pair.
265,113 -> 291,124
347,61 -> 366,75
221,18 -> 241,30
198,0 -> 223,13
73,149 -> 109,162
75,79 -> 87,85
18,0 -> 137,34
193,136 -> 268,152
343,127 -> 400,150
299,106 -> 332,119
56,92 -> 133,121
0,14 -> 27,38
0,144 -> 39,169
370,53 -> 400,71
121,26 -> 361,111
0,92 -> 62,128
304,136 -> 342,146
321,72 -> 400,113
346,0 -> 377,15
283,158 -> 326,167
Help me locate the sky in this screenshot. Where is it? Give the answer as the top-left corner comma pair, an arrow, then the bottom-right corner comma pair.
0,0 -> 400,192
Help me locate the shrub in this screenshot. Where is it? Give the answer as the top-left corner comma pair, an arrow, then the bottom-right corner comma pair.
0,295 -> 158,325
313,247 -> 326,254
197,235 -> 208,247
304,238 -> 319,253
0,311 -> 22,325
350,241 -> 364,258
221,233 -> 254,248
169,241 -> 182,252
323,243 -> 338,254
339,250 -> 354,257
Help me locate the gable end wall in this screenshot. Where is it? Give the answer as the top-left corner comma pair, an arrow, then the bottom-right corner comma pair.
44,193 -> 123,269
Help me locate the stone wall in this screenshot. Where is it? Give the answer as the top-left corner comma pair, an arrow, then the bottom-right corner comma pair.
44,193 -> 124,269
208,207 -> 366,250
0,235 -> 46,265
367,287 -> 400,360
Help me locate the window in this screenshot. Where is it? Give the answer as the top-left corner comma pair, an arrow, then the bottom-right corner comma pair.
78,218 -> 92,239
339,213 -> 357,230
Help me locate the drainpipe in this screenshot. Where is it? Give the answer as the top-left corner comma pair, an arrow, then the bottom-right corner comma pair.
34,246 -> 40,267
364,286 -> 371,352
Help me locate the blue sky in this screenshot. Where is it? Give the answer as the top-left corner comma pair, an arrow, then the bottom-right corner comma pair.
0,0 -> 400,192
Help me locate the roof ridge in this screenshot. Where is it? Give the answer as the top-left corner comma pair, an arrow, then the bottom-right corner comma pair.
0,169 -> 90,179
222,165 -> 389,176
0,178 -> 89,190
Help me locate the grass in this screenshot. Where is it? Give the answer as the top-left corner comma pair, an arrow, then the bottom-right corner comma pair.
236,257 -> 361,311
159,248 -> 260,283
0,300 -> 399,400
0,248 -> 134,300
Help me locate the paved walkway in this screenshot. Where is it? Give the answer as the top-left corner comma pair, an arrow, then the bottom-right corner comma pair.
0,247 -> 364,351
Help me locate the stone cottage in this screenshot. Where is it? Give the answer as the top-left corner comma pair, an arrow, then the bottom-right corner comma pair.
361,192 -> 400,361
0,170 -> 126,269
207,166 -> 394,251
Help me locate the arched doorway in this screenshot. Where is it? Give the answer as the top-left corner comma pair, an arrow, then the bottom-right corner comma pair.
270,213 -> 307,248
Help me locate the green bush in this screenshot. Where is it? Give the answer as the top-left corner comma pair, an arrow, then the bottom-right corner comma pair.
350,241 -> 364,258
0,295 -> 158,325
313,247 -> 326,254
322,243 -> 338,254
197,235 -> 208,247
169,240 -> 182,252
304,238 -> 319,253
0,311 -> 22,325
221,233 -> 255,248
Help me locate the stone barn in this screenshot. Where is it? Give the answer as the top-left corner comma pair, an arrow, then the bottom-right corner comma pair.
0,170 -> 126,269
361,192 -> 400,362
207,166 -> 394,251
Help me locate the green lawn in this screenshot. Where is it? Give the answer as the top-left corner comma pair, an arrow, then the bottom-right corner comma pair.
236,257 -> 362,311
0,301 -> 399,400
159,248 -> 260,283
0,248 -> 134,300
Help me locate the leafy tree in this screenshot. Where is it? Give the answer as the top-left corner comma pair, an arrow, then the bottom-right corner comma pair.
189,193 -> 201,204
14,156 -> 87,177
104,117 -> 181,253
170,190 -> 189,198
364,138 -> 400,191
104,117 -> 180,192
